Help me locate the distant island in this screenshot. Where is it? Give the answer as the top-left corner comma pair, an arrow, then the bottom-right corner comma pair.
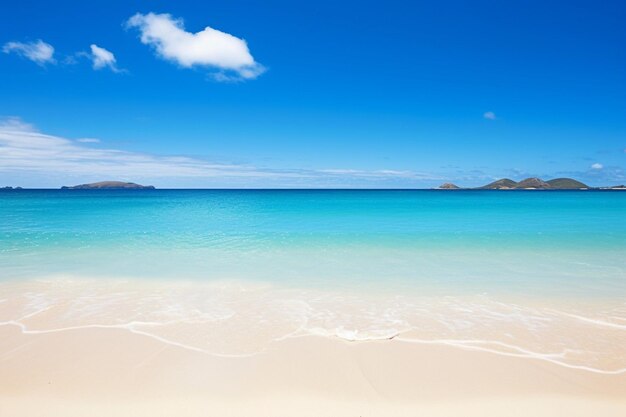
482,177 -> 588,190
437,177 -> 622,190
439,183 -> 461,190
61,181 -> 155,190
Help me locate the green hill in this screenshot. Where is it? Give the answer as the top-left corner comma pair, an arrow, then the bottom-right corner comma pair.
546,178 -> 588,189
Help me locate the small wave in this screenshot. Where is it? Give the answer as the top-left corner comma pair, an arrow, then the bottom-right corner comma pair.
393,336 -> 626,375
1,278 -> 625,373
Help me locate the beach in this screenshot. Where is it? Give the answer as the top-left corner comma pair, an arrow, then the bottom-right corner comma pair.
1,278 -> 626,416
1,190 -> 625,415
2,304 -> 625,416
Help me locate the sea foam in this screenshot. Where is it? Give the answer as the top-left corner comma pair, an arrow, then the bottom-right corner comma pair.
1,278 -> 624,373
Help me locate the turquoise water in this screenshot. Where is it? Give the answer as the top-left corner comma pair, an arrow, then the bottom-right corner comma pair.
1,189 -> 625,297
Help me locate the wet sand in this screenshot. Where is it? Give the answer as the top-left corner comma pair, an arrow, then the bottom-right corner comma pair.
1,320 -> 625,417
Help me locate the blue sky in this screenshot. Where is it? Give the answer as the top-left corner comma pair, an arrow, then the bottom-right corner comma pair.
1,0 -> 624,188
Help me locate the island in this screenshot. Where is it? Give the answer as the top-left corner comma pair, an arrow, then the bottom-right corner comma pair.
438,183 -> 461,190
61,181 -> 155,190
438,177 -> 591,190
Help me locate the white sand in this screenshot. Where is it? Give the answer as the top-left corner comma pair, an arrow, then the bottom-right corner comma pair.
1,322 -> 625,416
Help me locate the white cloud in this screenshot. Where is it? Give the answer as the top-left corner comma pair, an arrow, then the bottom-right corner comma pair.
2,40 -> 55,65
0,118 -> 435,187
89,44 -> 122,72
483,111 -> 496,120
0,117 -> 258,179
591,163 -> 603,170
126,12 -> 264,81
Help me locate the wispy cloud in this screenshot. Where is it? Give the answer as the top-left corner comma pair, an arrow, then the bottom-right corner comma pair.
126,12 -> 265,81
483,111 -> 496,120
2,40 -> 55,65
591,162 -> 603,170
89,44 -> 123,72
0,117 -> 265,179
0,118 -> 435,187
318,169 -> 422,179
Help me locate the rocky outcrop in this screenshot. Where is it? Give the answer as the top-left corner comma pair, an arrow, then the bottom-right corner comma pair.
515,177 -> 551,189
479,178 -> 517,189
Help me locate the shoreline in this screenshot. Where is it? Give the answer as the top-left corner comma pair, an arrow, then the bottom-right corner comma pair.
1,277 -> 625,372
1,278 -> 625,415
3,318 -> 626,375
2,324 -> 626,416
